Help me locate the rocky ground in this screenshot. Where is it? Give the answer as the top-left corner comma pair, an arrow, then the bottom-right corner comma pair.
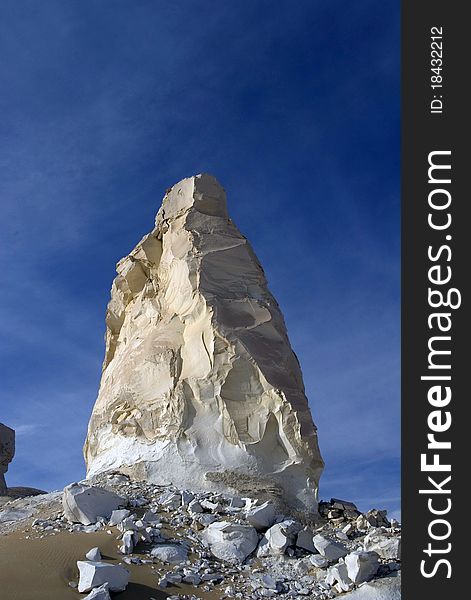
0,472 -> 400,599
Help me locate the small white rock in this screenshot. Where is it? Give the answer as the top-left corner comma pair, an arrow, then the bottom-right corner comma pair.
150,543 -> 188,563
309,554 -> 329,568
120,530 -> 134,555
83,582 -> 111,600
313,534 -> 348,561
85,547 -> 102,561
108,509 -> 131,526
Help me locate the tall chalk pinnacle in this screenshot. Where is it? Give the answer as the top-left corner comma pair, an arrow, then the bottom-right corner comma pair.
84,174 -> 323,511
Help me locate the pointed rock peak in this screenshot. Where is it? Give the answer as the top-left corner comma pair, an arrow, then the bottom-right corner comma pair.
84,175 -> 323,513
156,174 -> 228,226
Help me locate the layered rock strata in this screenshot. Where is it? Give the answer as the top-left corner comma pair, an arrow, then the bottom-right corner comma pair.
84,174 -> 323,511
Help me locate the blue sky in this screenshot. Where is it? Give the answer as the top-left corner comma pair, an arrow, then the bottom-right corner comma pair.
0,1 -> 400,518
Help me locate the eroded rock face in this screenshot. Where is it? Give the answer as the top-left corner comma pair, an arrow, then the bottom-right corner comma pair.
0,423 -> 15,495
84,174 -> 323,511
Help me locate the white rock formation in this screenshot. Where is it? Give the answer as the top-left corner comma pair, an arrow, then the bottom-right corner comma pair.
77,561 -> 130,593
0,423 -> 15,495
84,174 -> 323,511
62,483 -> 124,525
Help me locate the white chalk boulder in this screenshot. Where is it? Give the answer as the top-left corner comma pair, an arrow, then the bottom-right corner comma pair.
345,551 -> 380,584
63,483 -> 124,525
257,520 -> 299,557
77,561 -> 130,593
202,521 -> 259,563
310,554 -> 329,568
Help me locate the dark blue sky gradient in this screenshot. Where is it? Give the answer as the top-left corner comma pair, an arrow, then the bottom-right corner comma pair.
0,1 -> 400,517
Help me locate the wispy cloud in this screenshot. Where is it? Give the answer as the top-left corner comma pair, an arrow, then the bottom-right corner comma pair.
10,424 -> 41,437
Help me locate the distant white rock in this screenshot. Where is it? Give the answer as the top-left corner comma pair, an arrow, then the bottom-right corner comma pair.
77,560 -> 130,593
342,523 -> 354,536
202,521 -> 259,563
63,483 -> 124,525
0,506 -> 35,523
293,557 -> 313,575
142,509 -> 159,523
229,497 -> 246,509
117,516 -> 138,532
345,551 -> 380,584
181,491 -> 194,506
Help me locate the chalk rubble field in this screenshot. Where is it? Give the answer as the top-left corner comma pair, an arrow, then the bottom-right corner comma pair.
0,473 -> 401,599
